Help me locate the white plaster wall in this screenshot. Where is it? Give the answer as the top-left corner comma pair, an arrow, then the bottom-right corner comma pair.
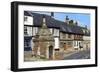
54,37 -> 59,49
49,28 -> 53,34
53,29 -> 59,36
83,36 -> 90,40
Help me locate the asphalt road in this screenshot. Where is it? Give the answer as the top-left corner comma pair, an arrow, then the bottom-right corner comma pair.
63,50 -> 90,60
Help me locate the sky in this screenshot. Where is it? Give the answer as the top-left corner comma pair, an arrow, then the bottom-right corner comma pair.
33,11 -> 90,28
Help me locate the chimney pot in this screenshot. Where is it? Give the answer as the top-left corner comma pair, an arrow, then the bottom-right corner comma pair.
51,12 -> 54,17
65,16 -> 69,24
66,16 -> 69,20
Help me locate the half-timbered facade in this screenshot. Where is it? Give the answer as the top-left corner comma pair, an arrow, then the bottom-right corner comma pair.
24,11 -> 90,60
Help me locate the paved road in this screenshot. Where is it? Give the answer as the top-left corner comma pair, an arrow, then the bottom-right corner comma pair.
63,50 -> 90,60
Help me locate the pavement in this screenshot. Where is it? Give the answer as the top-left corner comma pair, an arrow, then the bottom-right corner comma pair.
63,49 -> 90,60
24,49 -> 90,61
24,51 -> 48,61
24,56 -> 48,61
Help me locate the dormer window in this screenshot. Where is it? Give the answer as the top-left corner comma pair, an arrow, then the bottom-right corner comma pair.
87,30 -> 89,33
82,29 -> 85,34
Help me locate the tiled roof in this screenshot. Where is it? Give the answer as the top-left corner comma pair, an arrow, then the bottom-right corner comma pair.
81,27 -> 90,36
24,11 -> 32,16
24,11 -> 89,35
31,12 -> 60,29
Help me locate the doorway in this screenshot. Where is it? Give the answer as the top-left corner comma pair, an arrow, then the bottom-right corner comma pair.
48,45 -> 53,59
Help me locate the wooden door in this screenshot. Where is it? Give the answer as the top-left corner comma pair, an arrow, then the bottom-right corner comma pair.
49,45 -> 53,59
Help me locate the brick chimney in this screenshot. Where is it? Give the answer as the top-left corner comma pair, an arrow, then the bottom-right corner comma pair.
51,12 -> 54,18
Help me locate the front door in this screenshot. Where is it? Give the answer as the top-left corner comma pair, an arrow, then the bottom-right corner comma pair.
49,45 -> 53,59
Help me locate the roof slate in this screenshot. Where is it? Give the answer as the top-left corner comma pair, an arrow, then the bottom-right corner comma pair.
24,11 -> 90,36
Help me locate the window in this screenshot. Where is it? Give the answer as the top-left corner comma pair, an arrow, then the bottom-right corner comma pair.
24,40 -> 30,47
74,35 -> 81,39
27,27 -> 32,36
67,41 -> 72,46
79,42 -> 80,46
62,33 -> 66,39
74,41 -> 78,46
74,41 -> 76,46
74,35 -> 76,38
77,41 -> 78,46
68,34 -> 71,38
60,42 -> 64,48
24,16 -> 28,22
79,35 -> 82,38
24,26 -> 27,35
24,26 -> 33,36
33,27 -> 38,36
